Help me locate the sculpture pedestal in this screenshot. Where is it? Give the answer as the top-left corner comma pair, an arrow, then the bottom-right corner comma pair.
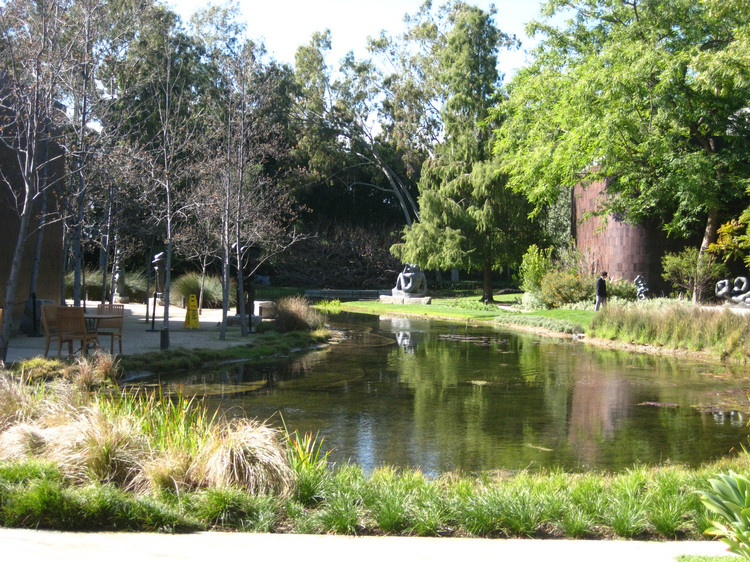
379,295 -> 432,305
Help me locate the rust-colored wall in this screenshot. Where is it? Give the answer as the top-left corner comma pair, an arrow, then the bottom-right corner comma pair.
572,178 -> 680,293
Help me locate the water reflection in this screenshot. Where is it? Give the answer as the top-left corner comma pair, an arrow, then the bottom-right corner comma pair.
131,312 -> 750,474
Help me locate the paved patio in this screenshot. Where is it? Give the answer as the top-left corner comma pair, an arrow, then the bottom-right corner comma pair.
3,301 -> 254,363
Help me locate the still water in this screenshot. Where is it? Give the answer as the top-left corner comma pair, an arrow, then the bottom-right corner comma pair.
134,312 -> 750,474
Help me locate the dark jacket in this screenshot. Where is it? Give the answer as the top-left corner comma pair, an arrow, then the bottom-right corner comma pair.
596,276 -> 607,298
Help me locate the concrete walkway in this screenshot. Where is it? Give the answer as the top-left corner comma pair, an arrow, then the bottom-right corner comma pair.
4,301 -> 253,363
0,528 -> 735,562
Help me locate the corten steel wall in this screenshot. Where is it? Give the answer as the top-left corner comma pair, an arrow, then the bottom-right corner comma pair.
572,178 -> 681,293
0,142 -> 64,324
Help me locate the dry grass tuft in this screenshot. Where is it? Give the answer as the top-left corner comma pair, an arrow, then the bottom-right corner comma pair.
0,422 -> 47,459
275,296 -> 325,333
66,352 -> 120,390
135,450 -> 193,495
0,373 -> 45,431
42,408 -> 146,489
190,418 -> 295,496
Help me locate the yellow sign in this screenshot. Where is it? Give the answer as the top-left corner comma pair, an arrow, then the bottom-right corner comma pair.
184,294 -> 200,329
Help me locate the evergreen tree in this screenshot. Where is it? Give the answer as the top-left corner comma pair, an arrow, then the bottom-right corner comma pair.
392,2 -> 534,302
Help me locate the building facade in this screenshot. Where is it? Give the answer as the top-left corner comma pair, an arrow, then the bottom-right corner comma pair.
0,138 -> 65,325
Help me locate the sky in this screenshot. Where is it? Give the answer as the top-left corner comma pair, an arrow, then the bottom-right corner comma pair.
168,0 -> 549,80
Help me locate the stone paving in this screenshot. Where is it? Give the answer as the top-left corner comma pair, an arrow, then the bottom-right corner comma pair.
4,301 -> 251,363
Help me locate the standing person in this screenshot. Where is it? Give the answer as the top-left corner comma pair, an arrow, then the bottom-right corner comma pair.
595,271 -> 608,311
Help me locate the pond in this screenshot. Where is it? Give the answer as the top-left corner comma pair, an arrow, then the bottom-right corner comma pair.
130,312 -> 750,475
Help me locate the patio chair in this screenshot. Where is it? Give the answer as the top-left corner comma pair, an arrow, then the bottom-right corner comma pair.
41,304 -> 59,358
56,306 -> 98,358
96,303 -> 125,354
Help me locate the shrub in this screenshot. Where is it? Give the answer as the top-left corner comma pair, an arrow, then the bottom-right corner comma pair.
662,247 -> 729,301
275,296 -> 325,333
520,291 -> 545,310
608,278 -> 638,301
519,245 -> 554,294
538,270 -> 593,309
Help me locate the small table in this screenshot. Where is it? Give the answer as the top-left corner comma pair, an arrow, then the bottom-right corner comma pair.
84,313 -> 123,332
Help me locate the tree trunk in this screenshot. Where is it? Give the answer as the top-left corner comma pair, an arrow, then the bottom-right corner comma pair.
199,261 -> 207,314
693,207 -> 719,303
0,196 -> 33,362
482,264 -> 495,303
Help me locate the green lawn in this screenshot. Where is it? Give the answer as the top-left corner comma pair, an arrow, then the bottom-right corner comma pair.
338,295 -> 595,335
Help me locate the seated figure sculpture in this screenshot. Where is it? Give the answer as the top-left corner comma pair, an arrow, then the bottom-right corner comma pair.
393,264 -> 427,298
716,276 -> 750,307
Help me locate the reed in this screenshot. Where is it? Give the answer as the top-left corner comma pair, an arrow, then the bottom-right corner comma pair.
589,303 -> 750,361
283,422 -> 330,506
96,391 -> 217,456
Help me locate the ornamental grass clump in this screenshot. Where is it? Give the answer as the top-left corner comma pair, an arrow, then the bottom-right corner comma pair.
171,272 -> 231,309
188,488 -> 279,531
65,352 -> 120,391
276,296 -> 325,332
0,373 -> 41,431
189,418 -> 295,496
41,408 -> 147,490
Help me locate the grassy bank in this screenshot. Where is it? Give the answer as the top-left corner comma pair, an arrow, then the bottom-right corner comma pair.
1,450 -> 747,537
339,296 -> 750,362
589,302 -> 750,362
117,329 -> 329,374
